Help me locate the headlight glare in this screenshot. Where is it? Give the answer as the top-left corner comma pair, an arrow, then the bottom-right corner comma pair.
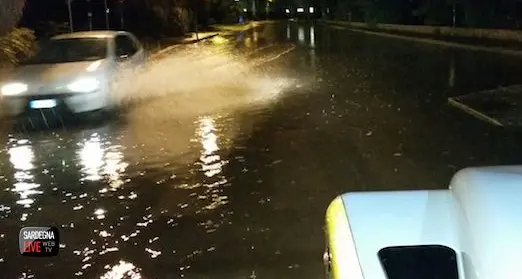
1,82 -> 28,96
67,77 -> 100,93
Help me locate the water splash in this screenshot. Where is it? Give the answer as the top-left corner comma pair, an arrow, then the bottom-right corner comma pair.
110,42 -> 295,118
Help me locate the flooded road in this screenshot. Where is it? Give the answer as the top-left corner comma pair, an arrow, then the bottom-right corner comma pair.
2,21 -> 522,278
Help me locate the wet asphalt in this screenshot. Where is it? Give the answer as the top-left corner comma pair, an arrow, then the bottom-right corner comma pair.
2,21 -> 522,279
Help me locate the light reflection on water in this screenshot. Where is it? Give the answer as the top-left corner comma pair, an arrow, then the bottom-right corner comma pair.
0,80 -> 276,278
298,26 -> 305,44
198,116 -> 226,178
8,139 -> 41,211
99,261 -> 142,279
77,132 -> 128,188
310,25 -> 316,48
290,24 -> 316,49
73,116 -> 233,276
0,27 -> 297,278
78,134 -> 104,181
195,116 -> 230,211
105,144 -> 127,188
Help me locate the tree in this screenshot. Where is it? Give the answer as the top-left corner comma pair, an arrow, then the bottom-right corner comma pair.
0,0 -> 26,36
414,0 -> 454,25
124,0 -> 191,38
0,28 -> 36,64
124,0 -> 234,38
327,0 -> 414,24
210,0 -> 238,23
0,0 -> 35,66
461,0 -> 522,28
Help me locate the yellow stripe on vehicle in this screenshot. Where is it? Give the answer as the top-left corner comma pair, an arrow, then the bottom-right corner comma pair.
326,196 -> 364,279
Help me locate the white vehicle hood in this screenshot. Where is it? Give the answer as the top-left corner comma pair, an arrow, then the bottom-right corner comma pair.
6,60 -> 108,94
341,166 -> 522,279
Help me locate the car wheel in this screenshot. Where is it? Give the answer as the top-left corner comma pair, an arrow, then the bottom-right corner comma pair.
76,109 -> 106,124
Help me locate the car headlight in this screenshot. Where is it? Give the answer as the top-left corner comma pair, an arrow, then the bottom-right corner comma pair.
1,82 -> 28,96
67,77 -> 100,93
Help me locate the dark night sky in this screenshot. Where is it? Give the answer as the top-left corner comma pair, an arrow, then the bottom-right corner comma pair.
20,0 -> 69,27
20,0 -> 121,35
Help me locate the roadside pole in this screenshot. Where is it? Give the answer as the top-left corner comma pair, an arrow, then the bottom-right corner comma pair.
87,0 -> 93,31
120,0 -> 124,29
265,1 -> 269,19
194,5 -> 199,40
67,0 -> 74,32
252,0 -> 257,19
88,12 -> 93,31
104,0 -> 110,29
453,1 -> 457,28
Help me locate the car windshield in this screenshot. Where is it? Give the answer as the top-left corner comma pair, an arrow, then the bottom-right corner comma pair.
22,37 -> 108,64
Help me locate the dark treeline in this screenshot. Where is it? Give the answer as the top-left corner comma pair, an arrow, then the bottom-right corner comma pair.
321,0 -> 522,28
123,0 -> 240,39
6,0 -> 522,40
14,0 -> 246,39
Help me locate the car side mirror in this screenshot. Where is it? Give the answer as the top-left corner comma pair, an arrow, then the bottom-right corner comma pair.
118,53 -> 130,61
116,47 -> 130,60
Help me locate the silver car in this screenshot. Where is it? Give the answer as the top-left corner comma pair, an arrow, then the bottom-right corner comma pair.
1,30 -> 145,117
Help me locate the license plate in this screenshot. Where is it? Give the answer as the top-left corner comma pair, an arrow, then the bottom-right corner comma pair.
30,99 -> 57,109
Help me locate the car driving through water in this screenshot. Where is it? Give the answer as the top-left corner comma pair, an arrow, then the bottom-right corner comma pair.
0,30 -> 145,119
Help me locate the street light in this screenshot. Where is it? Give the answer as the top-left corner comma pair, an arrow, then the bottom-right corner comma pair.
285,8 -> 290,14
297,7 -> 304,13
309,7 -> 314,14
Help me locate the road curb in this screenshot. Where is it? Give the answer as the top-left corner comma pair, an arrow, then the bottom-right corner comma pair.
320,22 -> 522,57
188,34 -> 219,44
448,97 -> 504,127
149,21 -> 271,60
321,20 -> 522,41
149,33 -> 219,60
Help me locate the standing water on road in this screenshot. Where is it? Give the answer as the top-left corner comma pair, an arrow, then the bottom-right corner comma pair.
0,25 -> 300,279
2,22 -> 522,279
